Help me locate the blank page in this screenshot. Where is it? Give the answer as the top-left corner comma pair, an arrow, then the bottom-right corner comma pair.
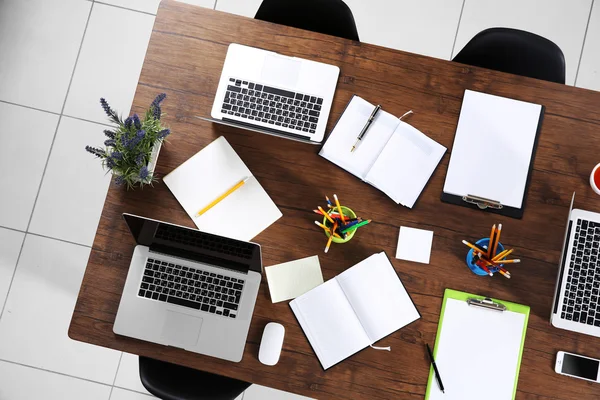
163,136 -> 282,241
336,252 -> 420,343
290,279 -> 371,370
319,96 -> 399,179
365,121 -> 446,207
428,299 -> 526,400
443,90 -> 542,208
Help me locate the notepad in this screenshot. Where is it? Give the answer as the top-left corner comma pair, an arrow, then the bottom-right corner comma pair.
426,289 -> 530,400
265,256 -> 324,303
290,252 -> 420,370
319,96 -> 446,208
396,226 -> 433,264
442,90 -> 544,217
163,136 -> 282,241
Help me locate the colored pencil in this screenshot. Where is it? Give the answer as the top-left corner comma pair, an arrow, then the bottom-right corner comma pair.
340,220 -> 362,229
333,194 -> 346,223
492,223 -> 502,258
462,240 -> 487,254
325,222 -> 338,253
487,224 -> 496,259
497,259 -> 520,264
475,259 -> 493,276
319,206 -> 335,224
325,196 -> 333,207
492,248 -> 513,262
497,268 -> 511,279
340,219 -> 371,233
314,221 -> 341,239
196,177 -> 249,217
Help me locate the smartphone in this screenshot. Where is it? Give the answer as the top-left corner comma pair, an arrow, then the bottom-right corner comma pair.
555,351 -> 600,383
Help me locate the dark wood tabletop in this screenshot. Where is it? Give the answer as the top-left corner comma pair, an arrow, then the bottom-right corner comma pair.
69,1 -> 600,398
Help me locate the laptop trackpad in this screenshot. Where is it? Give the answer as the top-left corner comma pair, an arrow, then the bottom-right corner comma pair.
161,311 -> 203,348
261,54 -> 301,88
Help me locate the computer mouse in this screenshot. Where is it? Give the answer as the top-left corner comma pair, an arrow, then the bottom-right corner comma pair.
258,322 -> 285,366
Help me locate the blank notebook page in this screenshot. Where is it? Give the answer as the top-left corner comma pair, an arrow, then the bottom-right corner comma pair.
443,90 -> 542,208
319,96 -> 399,179
429,299 -> 526,400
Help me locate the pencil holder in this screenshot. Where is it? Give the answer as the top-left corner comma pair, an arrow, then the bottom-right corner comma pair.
466,238 -> 505,276
324,206 -> 357,244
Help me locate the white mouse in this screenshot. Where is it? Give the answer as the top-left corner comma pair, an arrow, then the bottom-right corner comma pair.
258,322 -> 285,366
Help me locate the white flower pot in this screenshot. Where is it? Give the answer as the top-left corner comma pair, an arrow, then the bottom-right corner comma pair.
147,140 -> 162,176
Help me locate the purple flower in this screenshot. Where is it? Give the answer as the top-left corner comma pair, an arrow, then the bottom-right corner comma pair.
111,151 -> 123,161
103,129 -> 116,139
99,98 -> 121,124
138,165 -> 149,181
158,129 -> 170,139
105,156 -> 115,169
114,175 -> 125,185
135,153 -> 145,166
133,114 -> 141,130
104,139 -> 116,147
151,93 -> 166,109
124,117 -> 133,129
85,145 -> 105,158
152,104 -> 162,120
125,130 -> 145,150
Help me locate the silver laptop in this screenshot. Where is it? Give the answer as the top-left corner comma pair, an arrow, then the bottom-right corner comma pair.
551,192 -> 600,337
113,214 -> 262,362
202,43 -> 340,144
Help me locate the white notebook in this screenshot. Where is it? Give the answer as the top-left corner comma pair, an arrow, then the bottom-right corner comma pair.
163,136 -> 282,241
442,90 -> 543,211
290,252 -> 420,370
319,96 -> 446,208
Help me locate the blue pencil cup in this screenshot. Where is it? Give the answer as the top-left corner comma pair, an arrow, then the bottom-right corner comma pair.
466,238 -> 505,276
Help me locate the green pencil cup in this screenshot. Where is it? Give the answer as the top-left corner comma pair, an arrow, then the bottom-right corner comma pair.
323,206 -> 357,244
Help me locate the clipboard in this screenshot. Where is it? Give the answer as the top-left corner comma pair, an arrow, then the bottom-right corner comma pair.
425,289 -> 530,400
441,90 -> 545,219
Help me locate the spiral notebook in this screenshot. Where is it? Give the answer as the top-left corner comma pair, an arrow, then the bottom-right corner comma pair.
319,96 -> 446,208
425,289 -> 530,400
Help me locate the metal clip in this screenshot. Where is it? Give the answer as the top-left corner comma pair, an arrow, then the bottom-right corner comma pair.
467,297 -> 506,312
462,195 -> 503,210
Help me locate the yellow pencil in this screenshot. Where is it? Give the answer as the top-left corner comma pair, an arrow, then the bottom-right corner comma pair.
492,223 -> 502,258
314,221 -> 341,238
497,259 -> 520,264
462,240 -> 487,254
493,248 -> 513,262
319,206 -> 335,224
487,224 -> 496,259
333,194 -> 346,223
325,221 -> 337,253
195,177 -> 249,217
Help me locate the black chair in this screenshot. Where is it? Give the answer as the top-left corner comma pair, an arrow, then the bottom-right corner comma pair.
452,28 -> 566,84
139,356 -> 251,400
255,0 -> 359,41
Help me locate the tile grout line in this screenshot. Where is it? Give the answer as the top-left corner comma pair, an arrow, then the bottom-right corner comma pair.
0,100 -> 114,128
0,357 -> 113,388
449,0 -> 466,60
108,352 -> 124,399
23,1 -> 95,235
0,223 -> 92,248
213,0 -> 218,10
575,0 -> 595,86
0,234 -> 26,321
94,0 -> 157,16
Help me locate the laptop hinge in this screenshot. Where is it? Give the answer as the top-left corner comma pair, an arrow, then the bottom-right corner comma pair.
222,117 -> 312,141
553,220 -> 573,314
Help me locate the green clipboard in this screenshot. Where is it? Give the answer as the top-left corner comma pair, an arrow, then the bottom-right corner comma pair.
425,289 -> 530,400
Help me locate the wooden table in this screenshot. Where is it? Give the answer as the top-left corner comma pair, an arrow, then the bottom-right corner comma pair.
69,1 -> 600,398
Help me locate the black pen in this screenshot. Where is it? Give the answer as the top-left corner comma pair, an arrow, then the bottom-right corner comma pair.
351,104 -> 381,152
426,343 -> 445,394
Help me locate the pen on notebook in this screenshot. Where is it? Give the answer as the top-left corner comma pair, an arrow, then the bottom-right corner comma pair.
351,104 -> 381,152
195,177 -> 249,217
426,344 -> 445,394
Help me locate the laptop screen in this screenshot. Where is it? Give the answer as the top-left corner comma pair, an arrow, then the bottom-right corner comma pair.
122,213 -> 262,273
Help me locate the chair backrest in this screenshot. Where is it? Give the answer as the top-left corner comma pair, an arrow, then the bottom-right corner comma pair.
139,356 -> 250,400
453,28 -> 566,84
255,0 -> 359,41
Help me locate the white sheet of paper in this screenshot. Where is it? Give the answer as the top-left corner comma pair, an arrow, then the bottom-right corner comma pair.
443,90 -> 542,208
319,96 -> 399,179
396,226 -> 433,264
365,121 -> 446,208
428,299 -> 526,400
163,136 -> 282,241
265,256 -> 324,303
337,252 -> 420,342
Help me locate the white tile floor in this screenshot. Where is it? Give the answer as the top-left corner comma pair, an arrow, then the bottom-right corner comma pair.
0,0 -> 598,399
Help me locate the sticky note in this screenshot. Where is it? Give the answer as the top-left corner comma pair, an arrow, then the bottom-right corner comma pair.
396,226 -> 434,264
265,256 -> 324,303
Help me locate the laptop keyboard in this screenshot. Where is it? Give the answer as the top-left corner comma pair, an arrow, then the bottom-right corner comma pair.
221,77 -> 323,134
139,258 -> 245,318
561,219 -> 600,326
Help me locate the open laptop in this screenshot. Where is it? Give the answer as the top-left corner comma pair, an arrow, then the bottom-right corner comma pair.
113,214 -> 262,362
201,43 -> 340,144
551,192 -> 600,337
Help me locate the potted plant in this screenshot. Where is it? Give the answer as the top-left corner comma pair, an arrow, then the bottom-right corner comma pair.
85,93 -> 171,189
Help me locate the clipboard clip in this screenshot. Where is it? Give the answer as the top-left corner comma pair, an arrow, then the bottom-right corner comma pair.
462,195 -> 504,210
467,297 -> 507,312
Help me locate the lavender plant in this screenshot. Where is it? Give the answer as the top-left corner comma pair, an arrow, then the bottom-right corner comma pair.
86,94 -> 171,189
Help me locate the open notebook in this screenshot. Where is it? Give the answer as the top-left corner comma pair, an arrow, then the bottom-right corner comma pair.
441,90 -> 544,218
319,96 -> 446,208
163,136 -> 282,241
290,252 -> 420,370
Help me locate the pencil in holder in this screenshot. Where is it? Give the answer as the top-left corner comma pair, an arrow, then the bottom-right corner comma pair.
324,206 -> 357,243
465,238 -> 505,276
